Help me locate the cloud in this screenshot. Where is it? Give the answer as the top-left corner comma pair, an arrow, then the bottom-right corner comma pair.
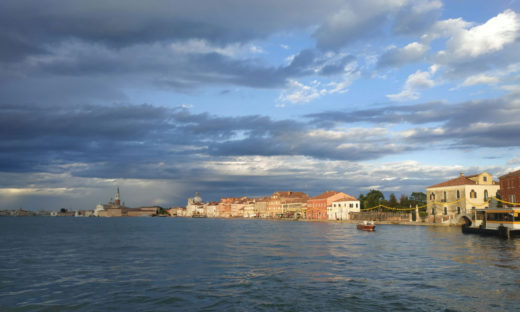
313,0 -> 400,50
377,42 -> 429,68
460,74 -> 500,87
0,101 -> 412,182
306,93 -> 520,149
0,0 -> 337,62
421,9 -> 520,83
437,10 -> 520,61
391,0 -> 442,35
387,69 -> 435,101
277,80 -> 324,105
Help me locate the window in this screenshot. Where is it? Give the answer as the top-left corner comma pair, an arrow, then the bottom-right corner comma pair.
443,191 -> 447,201
483,176 -> 487,182
511,194 -> 516,203
456,190 -> 460,199
444,207 -> 447,215
470,190 -> 477,198
432,208 -> 435,215
349,203 -> 353,208
484,190 -> 488,201
430,193 -> 435,200
457,207 -> 461,214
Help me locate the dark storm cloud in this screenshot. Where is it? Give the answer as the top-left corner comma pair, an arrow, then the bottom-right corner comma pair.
0,0 -> 334,62
0,0 -> 445,95
0,102 -> 407,178
0,1 -> 443,64
2,40 -> 356,94
306,96 -> 520,148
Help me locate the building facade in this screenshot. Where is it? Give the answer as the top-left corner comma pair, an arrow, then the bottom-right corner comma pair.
266,191 -> 309,218
426,172 -> 500,224
307,191 -> 350,220
328,195 -> 360,220
499,169 -> 520,207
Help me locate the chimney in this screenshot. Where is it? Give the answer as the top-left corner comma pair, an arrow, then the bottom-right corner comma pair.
460,173 -> 464,177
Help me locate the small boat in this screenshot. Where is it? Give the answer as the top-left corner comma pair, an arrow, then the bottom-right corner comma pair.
357,221 -> 375,231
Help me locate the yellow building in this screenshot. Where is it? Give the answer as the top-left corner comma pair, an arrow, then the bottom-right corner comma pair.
426,172 -> 500,225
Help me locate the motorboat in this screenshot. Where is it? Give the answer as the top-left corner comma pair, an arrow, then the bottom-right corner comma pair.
357,221 -> 375,231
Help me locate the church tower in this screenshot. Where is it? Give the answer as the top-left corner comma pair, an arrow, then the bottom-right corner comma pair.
115,187 -> 121,207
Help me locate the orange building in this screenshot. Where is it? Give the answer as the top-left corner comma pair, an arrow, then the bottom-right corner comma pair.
306,191 -> 350,220
266,191 -> 309,218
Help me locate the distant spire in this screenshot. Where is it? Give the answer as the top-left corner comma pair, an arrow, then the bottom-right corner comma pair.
115,186 -> 121,206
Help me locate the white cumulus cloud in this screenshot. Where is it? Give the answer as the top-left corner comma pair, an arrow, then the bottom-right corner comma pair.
387,69 -> 435,101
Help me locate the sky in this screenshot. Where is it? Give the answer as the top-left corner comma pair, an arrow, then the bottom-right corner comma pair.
1,0 -> 520,210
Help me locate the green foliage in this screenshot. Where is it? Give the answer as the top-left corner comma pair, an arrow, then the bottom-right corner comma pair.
399,194 -> 410,207
496,191 -> 503,208
409,192 -> 426,206
358,194 -> 366,209
388,193 -> 398,207
363,189 -> 385,209
156,207 -> 169,215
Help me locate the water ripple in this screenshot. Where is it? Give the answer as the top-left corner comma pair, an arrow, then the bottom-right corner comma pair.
1,218 -> 520,311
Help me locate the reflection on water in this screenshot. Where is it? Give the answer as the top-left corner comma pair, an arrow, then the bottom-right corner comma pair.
1,217 -> 520,311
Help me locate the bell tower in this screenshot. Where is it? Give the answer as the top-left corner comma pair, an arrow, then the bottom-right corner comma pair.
115,187 -> 121,207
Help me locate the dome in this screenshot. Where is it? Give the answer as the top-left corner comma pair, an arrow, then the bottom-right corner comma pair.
193,192 -> 203,204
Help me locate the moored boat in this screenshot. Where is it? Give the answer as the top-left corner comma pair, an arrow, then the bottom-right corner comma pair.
357,221 -> 375,231
462,208 -> 520,238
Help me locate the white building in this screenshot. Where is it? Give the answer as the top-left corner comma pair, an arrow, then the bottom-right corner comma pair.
328,196 -> 360,220
186,192 -> 205,217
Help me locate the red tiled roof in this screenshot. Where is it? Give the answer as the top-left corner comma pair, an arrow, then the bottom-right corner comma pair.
427,176 -> 476,188
311,191 -> 340,200
333,195 -> 357,202
273,191 -> 309,198
500,169 -> 520,179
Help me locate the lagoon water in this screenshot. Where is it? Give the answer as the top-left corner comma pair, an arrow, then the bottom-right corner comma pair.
1,217 -> 520,311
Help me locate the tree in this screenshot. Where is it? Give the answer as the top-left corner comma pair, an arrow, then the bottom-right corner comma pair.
363,190 -> 385,210
388,193 -> 398,208
409,192 -> 426,206
358,194 -> 366,209
399,194 -> 410,208
496,191 -> 503,208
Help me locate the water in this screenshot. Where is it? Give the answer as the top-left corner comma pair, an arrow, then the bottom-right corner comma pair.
1,217 -> 520,311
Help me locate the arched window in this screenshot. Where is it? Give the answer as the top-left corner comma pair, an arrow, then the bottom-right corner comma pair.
484,190 -> 489,201
456,190 -> 460,199
430,193 -> 435,200
470,190 -> 477,198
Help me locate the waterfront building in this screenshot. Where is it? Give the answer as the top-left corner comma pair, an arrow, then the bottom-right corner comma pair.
426,172 -> 500,225
95,187 -> 158,217
328,195 -> 360,220
206,202 -> 219,218
186,192 -> 205,217
217,198 -> 234,218
499,169 -> 520,207
254,197 -> 269,218
266,191 -> 309,218
168,207 -> 186,217
306,191 -> 350,220
230,197 -> 250,218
